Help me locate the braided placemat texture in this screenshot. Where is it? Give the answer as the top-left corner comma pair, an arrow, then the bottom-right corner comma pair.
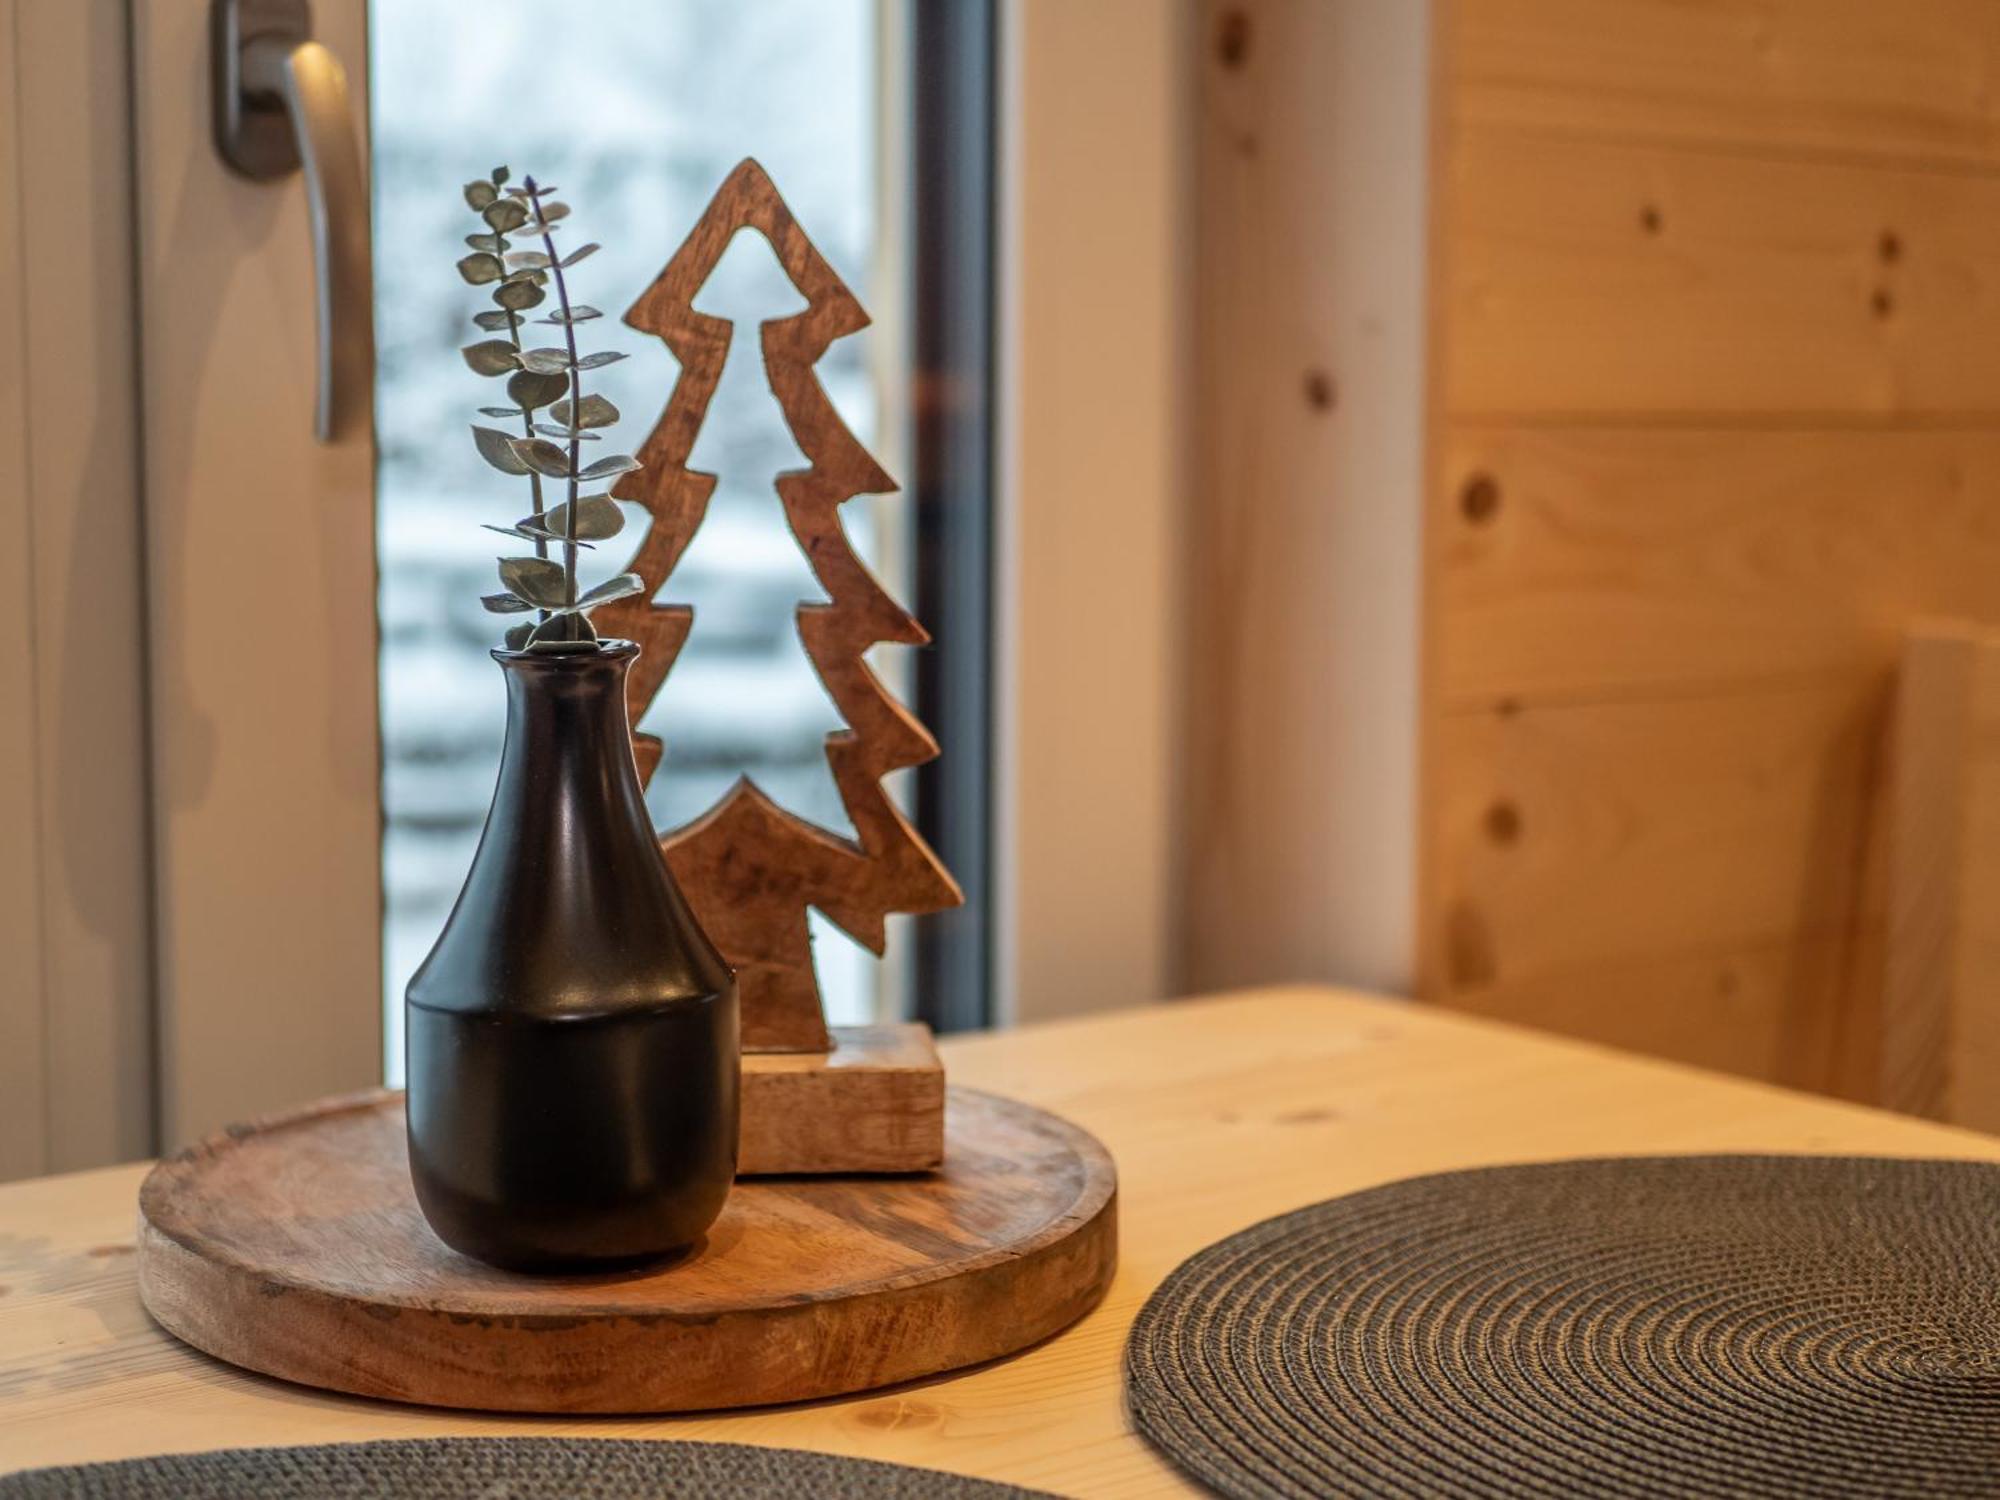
1127,1155 -> 2000,1500
0,1437 -> 1062,1499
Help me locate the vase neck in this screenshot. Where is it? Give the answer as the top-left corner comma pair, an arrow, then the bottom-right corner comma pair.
406,639 -> 731,1019
493,643 -> 644,806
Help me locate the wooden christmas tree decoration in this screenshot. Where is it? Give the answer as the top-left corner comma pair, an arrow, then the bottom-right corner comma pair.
596,159 -> 961,1169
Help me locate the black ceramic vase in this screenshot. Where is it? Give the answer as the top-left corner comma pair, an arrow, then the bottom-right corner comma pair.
405,639 -> 738,1272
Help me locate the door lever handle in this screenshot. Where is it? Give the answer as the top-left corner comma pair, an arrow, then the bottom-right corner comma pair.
213,0 -> 373,443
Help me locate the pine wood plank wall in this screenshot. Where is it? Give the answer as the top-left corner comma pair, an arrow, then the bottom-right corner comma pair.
1422,0 -> 2000,1095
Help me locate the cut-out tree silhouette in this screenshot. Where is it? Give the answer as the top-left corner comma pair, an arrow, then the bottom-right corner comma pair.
645,230 -> 848,837
597,159 -> 962,1053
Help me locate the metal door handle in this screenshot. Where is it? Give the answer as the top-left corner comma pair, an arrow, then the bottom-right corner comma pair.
213,0 -> 373,443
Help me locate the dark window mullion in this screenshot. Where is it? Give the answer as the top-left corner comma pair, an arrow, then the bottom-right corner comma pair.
907,0 -> 996,1034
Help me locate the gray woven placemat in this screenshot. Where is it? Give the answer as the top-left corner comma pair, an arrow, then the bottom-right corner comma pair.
0,1438 -> 1061,1499
1127,1155 -> 2000,1500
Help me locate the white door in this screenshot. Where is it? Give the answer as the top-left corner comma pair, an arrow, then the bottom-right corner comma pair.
0,0 -> 381,1177
134,0 -> 382,1150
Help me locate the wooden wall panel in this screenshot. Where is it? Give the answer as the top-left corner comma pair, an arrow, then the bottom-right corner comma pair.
1437,938 -> 1853,1088
1427,677 -> 1891,1094
1430,678 -> 1887,990
1436,427 -> 2000,708
1445,131 -> 2000,418
1422,1 -> 2000,1106
1454,0 -> 2000,167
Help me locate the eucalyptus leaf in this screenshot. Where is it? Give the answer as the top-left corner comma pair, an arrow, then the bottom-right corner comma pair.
494,279 -> 545,311
575,350 -> 627,370
481,591 -> 534,614
540,494 -> 625,541
482,197 -> 529,233
511,518 -> 597,549
482,523 -> 539,543
506,369 -> 568,410
578,454 -> 641,482
463,180 -> 497,210
491,165 -> 510,187
509,438 -> 572,478
506,183 -> 557,197
553,393 -> 619,429
518,347 -> 572,375
477,405 -> 522,418
460,339 -> 519,376
472,425 -> 529,474
534,422 -> 600,441
576,572 -> 646,609
464,231 -> 504,253
559,242 -> 600,268
455,252 -> 503,285
498,555 -> 568,608
537,202 -> 571,223
505,250 -> 552,271
504,621 -> 535,650
472,309 -> 521,331
539,305 -> 602,325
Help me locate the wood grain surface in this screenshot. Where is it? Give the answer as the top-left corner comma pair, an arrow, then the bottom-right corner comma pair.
1419,1 -> 2000,1105
1426,674 -> 1893,1096
596,158 -> 960,1053
133,1086 -> 1113,1413
1436,426 -> 2000,710
7,989 -> 2000,1496
1453,0 -> 2000,168
739,1023 -> 945,1174
1444,130 -> 2000,419
1884,625 -> 2000,1130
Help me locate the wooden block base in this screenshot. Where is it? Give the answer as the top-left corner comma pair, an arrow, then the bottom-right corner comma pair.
739,1023 -> 944,1175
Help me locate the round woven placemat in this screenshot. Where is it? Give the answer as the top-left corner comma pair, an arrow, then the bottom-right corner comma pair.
0,1438 -> 1060,1500
1127,1155 -> 2000,1500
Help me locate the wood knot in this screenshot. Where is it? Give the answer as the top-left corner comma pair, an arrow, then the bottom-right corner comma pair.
1638,203 -> 1663,235
1484,800 -> 1522,847
1871,286 -> 1894,319
1459,472 -> 1501,524
1302,368 -> 1336,412
1275,1107 -> 1338,1126
1878,230 -> 1902,265
1215,8 -> 1251,69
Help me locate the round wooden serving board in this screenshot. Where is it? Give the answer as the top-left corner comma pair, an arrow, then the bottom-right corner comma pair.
136,1087 -> 1117,1413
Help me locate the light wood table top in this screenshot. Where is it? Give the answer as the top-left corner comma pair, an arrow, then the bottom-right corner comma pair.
3,986 -> 1996,1495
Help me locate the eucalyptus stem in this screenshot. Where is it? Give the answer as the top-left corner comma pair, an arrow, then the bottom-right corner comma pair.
502,300 -> 551,567
527,177 -> 584,621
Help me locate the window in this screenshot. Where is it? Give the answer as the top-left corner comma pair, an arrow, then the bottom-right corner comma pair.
370,1 -> 991,1080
